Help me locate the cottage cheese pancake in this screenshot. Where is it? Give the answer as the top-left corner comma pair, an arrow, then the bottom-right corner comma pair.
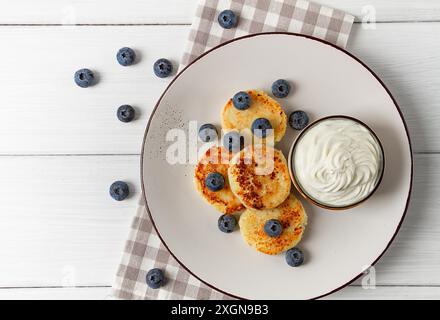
194,147 -> 245,214
239,193 -> 307,255
228,145 -> 291,210
221,90 -> 287,142
293,118 -> 383,207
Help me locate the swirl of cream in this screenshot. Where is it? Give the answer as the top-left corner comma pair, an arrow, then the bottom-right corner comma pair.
293,118 -> 383,207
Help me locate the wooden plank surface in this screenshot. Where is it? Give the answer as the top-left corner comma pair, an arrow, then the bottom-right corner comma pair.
326,286 -> 440,300
0,23 -> 439,154
0,287 -> 112,300
0,26 -> 187,155
0,155 -> 138,287
0,285 -> 438,300
354,153 -> 440,285
0,154 -> 436,287
0,0 -> 438,301
1,0 -> 440,24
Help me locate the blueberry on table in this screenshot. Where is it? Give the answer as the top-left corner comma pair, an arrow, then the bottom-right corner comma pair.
74,68 -> 95,88
285,248 -> 304,267
153,58 -> 173,78
198,123 -> 218,142
232,91 -> 251,110
205,172 -> 225,192
109,181 -> 129,201
251,118 -> 273,138
264,219 -> 283,237
146,268 -> 165,289
117,105 -> 135,123
288,110 -> 309,130
272,79 -> 291,98
223,131 -> 244,153
218,214 -> 237,233
218,10 -> 238,29
116,47 -> 136,66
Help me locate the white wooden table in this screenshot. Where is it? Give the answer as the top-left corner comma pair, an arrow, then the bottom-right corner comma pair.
0,0 -> 439,300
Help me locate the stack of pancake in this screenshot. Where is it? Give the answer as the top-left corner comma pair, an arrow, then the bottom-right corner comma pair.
194,90 -> 307,255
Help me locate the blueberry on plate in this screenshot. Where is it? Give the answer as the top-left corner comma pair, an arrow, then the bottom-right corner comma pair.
116,47 -> 136,66
218,10 -> 238,29
251,118 -> 273,138
74,68 -> 95,88
223,131 -> 244,153
198,123 -> 218,142
117,105 -> 135,122
285,248 -> 304,267
109,181 -> 129,201
146,268 -> 165,289
232,91 -> 251,110
272,79 -> 291,98
288,110 -> 309,130
264,219 -> 283,237
153,58 -> 173,78
218,214 -> 237,233
205,172 -> 225,192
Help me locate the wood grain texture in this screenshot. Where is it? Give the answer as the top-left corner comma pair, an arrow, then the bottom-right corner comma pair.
0,0 -> 438,300
0,285 -> 439,299
348,24 -> 440,153
1,0 -> 440,24
325,286 -> 440,300
0,155 -> 139,287
354,154 -> 440,285
0,26 -> 187,155
0,287 -> 112,300
0,154 -> 436,288
0,23 -> 439,154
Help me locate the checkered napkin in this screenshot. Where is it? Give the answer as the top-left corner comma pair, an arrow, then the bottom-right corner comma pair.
182,0 -> 354,66
112,0 -> 354,300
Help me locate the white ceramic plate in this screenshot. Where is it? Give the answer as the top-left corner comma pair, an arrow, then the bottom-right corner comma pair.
141,33 -> 413,299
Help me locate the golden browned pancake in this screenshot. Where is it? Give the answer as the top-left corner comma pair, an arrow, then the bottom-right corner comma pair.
239,193 -> 307,255
194,146 -> 245,214
228,145 -> 291,210
221,90 -> 287,142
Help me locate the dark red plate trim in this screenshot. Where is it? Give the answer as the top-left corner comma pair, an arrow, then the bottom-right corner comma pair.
140,32 -> 414,300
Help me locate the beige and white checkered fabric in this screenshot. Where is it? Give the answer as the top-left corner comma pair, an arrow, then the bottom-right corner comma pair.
112,0 -> 354,300
182,0 -> 354,67
112,198 -> 232,299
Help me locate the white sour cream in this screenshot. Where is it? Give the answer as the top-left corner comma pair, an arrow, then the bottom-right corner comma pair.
293,118 -> 383,207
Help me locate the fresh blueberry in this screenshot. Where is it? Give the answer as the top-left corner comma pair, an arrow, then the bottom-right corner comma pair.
251,118 -> 273,138
74,68 -> 95,88
272,79 -> 291,98
205,172 -> 225,192
264,219 -> 283,237
223,131 -> 244,153
288,110 -> 309,130
109,181 -> 129,201
116,47 -> 136,66
218,10 -> 238,29
146,268 -> 165,289
285,248 -> 304,267
232,91 -> 251,110
153,58 -> 173,78
198,123 -> 218,142
218,214 -> 237,233
117,105 -> 135,122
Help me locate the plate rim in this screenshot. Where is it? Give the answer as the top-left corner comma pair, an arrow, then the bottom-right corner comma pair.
140,32 -> 414,300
